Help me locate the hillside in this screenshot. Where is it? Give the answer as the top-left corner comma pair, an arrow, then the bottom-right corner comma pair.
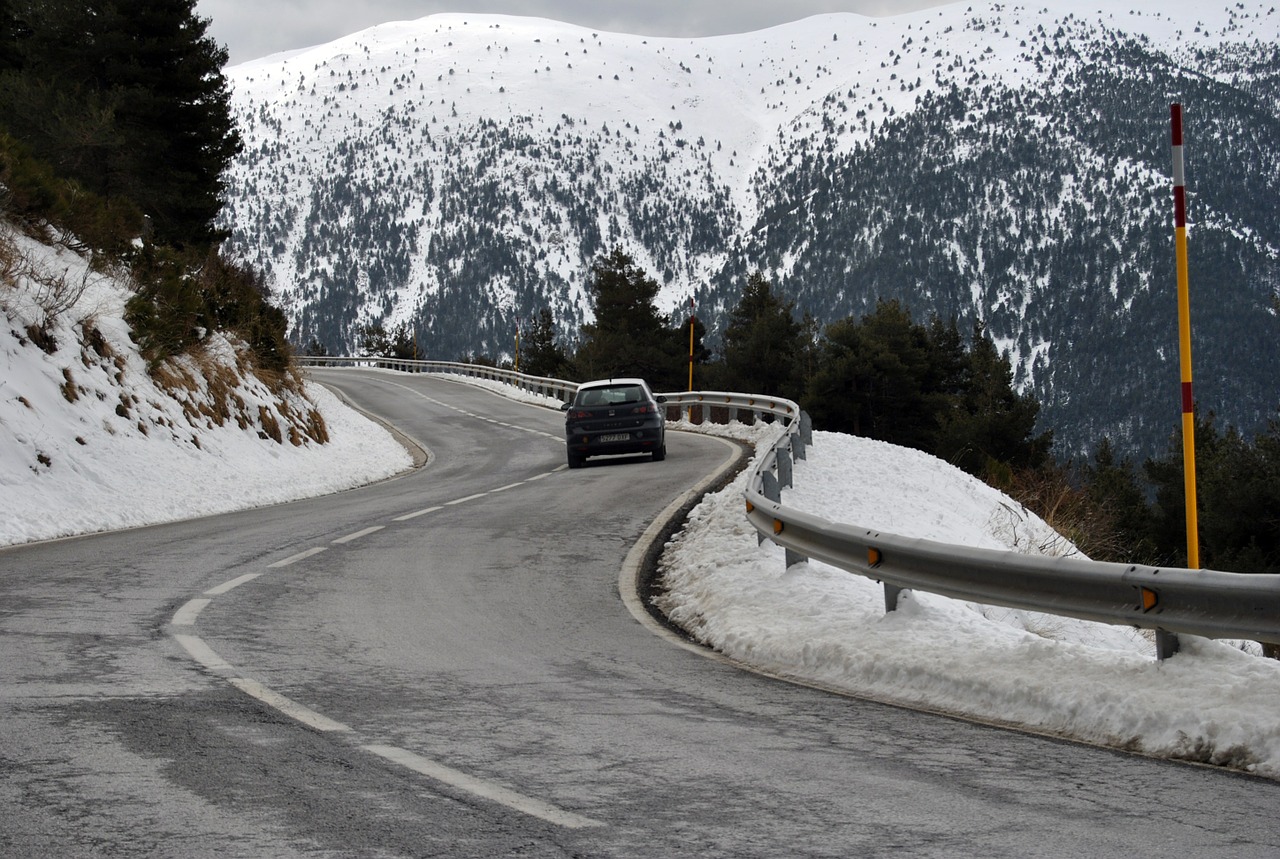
217,1 -> 1280,459
0,220 -> 410,546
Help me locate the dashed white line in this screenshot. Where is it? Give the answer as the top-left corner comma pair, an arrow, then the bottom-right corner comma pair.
362,744 -> 604,829
332,525 -> 386,545
268,546 -> 328,568
168,388 -> 605,831
393,505 -> 444,522
205,573 -> 262,596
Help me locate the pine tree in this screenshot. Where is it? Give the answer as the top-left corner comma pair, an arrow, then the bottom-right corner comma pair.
521,307 -> 569,379
0,0 -> 241,247
720,271 -> 804,397
573,248 -> 680,386
935,321 -> 1051,476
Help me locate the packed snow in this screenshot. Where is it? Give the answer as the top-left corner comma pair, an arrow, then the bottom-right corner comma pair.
2,223 -> 1277,779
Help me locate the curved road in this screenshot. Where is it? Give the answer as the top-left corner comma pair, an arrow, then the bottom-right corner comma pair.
1,369 -> 1276,857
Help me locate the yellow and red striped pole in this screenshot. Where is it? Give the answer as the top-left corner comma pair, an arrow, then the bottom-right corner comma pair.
1170,103 -> 1200,569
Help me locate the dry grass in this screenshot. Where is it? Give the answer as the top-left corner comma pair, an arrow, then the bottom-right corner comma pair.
60,367 -> 78,403
147,339 -> 330,447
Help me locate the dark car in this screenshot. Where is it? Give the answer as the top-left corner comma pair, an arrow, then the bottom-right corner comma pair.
561,378 -> 667,468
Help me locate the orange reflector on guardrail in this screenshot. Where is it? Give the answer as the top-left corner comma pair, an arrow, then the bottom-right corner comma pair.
745,500 -> 754,513
868,547 -> 882,568
1140,587 -> 1159,612
773,519 -> 784,535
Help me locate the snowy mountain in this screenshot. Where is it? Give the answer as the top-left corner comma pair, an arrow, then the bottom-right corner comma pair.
217,1 -> 1280,459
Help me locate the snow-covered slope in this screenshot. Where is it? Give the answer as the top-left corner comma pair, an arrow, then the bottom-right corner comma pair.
0,221 -> 410,546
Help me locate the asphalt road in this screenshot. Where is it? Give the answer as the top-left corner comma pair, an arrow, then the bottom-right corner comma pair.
1,369 -> 1277,858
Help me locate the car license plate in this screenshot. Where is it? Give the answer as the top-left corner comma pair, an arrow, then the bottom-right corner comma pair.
599,433 -> 631,443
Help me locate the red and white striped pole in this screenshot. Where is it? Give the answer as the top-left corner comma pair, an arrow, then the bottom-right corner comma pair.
1170,103 -> 1200,571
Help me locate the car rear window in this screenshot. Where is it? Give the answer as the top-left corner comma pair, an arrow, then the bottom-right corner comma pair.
576,385 -> 645,406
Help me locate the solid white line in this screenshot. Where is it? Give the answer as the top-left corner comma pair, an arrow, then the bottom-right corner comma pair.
527,472 -> 552,481
332,525 -> 385,544
393,505 -> 444,521
362,744 -> 604,830
171,598 -> 210,626
205,573 -> 262,596
491,482 -> 524,493
229,678 -> 353,733
173,633 -> 232,671
268,547 -> 327,568
445,493 -> 488,506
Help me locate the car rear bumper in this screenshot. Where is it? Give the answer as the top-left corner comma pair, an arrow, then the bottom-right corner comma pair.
566,424 -> 664,456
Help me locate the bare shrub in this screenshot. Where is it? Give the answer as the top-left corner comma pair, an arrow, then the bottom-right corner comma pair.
996,465 -> 1134,562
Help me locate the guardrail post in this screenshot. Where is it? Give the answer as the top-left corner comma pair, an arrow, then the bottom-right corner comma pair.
759,472 -> 780,547
777,447 -> 793,490
884,583 -> 902,613
800,412 -> 813,447
1155,629 -> 1180,661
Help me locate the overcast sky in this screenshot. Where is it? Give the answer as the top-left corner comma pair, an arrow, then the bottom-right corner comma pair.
197,0 -> 947,65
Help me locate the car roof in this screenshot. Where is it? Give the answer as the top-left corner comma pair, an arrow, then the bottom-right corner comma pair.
577,378 -> 650,390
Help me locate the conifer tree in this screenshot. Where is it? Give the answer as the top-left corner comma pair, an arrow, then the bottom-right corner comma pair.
935,321 -> 1051,475
521,307 -> 570,379
574,248 -> 680,387
720,271 -> 804,397
0,0 -> 241,248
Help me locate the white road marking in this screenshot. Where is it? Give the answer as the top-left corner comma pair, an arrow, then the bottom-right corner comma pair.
446,493 -> 488,506
393,505 -> 443,521
362,744 -> 604,830
527,472 -> 551,481
491,482 -> 524,493
229,678 -> 353,733
171,598 -> 210,626
205,573 -> 262,596
173,633 -> 232,671
268,547 -> 327,568
332,525 -> 386,544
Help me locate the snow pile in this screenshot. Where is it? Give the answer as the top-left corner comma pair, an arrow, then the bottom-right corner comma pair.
0,224 -> 410,547
658,430 -> 1280,777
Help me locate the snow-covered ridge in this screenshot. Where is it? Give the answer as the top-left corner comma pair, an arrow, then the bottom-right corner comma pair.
221,0 -> 1279,330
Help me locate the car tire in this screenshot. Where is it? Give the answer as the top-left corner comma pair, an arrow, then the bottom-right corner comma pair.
652,444 -> 666,462
567,451 -> 584,469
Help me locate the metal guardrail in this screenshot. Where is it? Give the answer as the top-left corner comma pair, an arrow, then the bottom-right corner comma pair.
738,396 -> 1280,658
302,358 -> 1280,657
298,355 -> 579,402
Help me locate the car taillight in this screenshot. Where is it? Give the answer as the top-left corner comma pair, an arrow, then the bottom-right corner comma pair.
630,405 -> 652,414
569,410 -> 591,419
